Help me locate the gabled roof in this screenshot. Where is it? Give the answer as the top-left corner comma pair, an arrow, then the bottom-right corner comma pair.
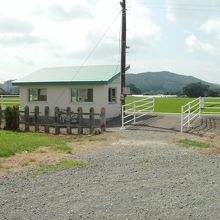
13,65 -> 130,86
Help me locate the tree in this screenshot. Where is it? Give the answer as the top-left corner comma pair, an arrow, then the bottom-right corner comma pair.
182,82 -> 209,97
208,89 -> 219,97
127,83 -> 141,94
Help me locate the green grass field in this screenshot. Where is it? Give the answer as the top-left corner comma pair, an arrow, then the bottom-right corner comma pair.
126,97 -> 220,113
126,97 -> 194,113
1,96 -> 219,113
0,96 -> 20,107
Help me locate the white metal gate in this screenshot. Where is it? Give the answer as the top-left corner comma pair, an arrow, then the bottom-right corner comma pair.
122,97 -> 154,127
181,97 -> 220,132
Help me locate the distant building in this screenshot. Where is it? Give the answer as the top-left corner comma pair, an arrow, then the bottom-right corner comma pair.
3,80 -> 19,94
0,87 -> 6,95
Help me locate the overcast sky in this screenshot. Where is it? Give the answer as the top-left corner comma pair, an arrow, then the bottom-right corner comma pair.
0,0 -> 220,84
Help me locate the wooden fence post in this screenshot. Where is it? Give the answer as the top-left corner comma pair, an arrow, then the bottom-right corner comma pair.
24,106 -> 30,132
34,106 -> 39,132
66,107 -> 72,134
89,107 -> 95,134
44,106 -> 50,133
100,107 -> 106,133
54,107 -> 60,135
77,107 -> 83,135
0,106 -> 2,129
13,106 -> 20,131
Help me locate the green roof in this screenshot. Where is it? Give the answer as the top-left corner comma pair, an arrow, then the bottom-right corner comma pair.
13,65 -> 130,86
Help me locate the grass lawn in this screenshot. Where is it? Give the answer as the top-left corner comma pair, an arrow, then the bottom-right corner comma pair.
0,131 -> 67,157
126,97 -> 194,113
0,130 -> 107,158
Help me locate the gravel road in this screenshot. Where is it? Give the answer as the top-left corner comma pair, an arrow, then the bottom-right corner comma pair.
0,128 -> 220,220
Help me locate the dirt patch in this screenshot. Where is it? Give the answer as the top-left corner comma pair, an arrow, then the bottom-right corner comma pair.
0,132 -> 119,176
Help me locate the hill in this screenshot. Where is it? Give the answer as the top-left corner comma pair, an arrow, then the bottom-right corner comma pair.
126,71 -> 220,94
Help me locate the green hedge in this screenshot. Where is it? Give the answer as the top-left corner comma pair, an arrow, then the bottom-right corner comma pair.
4,106 -> 19,131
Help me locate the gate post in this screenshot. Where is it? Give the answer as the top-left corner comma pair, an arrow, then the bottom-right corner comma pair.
199,97 -> 204,118
54,107 -> 60,135
122,105 -> 124,128
66,107 -> 72,135
44,106 -> 50,133
187,103 -> 191,127
24,106 -> 30,132
34,106 -> 39,132
89,107 -> 95,134
77,107 -> 83,135
133,102 -> 136,123
181,106 -> 184,132
100,107 -> 106,133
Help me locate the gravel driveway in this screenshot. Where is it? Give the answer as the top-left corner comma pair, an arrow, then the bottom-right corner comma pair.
0,128 -> 220,220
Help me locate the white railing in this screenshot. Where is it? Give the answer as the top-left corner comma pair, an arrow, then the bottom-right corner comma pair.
122,97 -> 154,127
181,97 -> 220,132
0,95 -> 20,108
202,97 -> 220,114
181,97 -> 201,132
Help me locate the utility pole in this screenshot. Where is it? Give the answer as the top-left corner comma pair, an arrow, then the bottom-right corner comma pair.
120,0 -> 126,126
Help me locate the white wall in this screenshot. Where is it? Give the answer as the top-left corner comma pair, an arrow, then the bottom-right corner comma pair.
19,77 -> 121,119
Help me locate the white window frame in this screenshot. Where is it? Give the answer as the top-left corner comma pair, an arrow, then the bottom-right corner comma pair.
108,87 -> 117,103
71,88 -> 93,102
28,88 -> 47,102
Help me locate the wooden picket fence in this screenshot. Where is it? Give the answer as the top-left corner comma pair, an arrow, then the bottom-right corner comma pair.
0,106 -> 106,135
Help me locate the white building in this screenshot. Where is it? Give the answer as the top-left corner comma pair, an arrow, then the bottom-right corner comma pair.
13,65 -> 130,119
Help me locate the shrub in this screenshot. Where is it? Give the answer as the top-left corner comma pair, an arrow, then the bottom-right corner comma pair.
4,106 -> 19,131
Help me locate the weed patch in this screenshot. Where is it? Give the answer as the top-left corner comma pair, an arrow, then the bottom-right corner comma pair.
27,159 -> 87,177
177,139 -> 211,149
50,145 -> 72,154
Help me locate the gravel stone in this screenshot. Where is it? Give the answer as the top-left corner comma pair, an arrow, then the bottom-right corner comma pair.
0,128 -> 220,220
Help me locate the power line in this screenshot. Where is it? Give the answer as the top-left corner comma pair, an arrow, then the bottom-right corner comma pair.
53,10 -> 121,106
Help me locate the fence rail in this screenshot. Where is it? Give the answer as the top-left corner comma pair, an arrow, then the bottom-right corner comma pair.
181,97 -> 220,132
0,105 -> 106,135
122,97 -> 154,127
0,95 -> 20,108
201,97 -> 220,114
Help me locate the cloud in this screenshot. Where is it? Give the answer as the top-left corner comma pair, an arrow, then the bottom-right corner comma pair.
185,35 -> 216,54
127,0 -> 161,51
0,34 -> 45,46
14,54 -> 34,65
0,0 -> 162,82
50,0 -> 161,64
43,3 -> 93,21
0,17 -> 33,33
166,0 -> 220,22
201,18 -> 220,42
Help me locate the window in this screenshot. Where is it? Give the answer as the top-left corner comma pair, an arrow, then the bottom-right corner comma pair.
108,88 -> 117,103
71,88 -> 93,102
29,88 -> 47,101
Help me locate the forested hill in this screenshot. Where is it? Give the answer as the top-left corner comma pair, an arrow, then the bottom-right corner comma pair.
126,71 -> 220,94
